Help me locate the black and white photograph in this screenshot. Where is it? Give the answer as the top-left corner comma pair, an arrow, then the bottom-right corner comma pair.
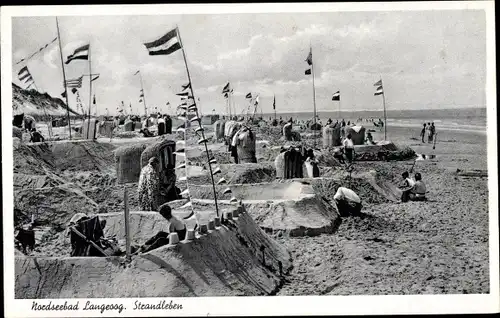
2,2 -> 498,317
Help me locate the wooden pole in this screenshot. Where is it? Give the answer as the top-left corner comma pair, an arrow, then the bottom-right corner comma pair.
381,76 -> 387,141
311,44 -> 317,148
55,17 -> 72,140
176,26 -> 220,218
124,187 -> 131,261
274,95 -> 277,121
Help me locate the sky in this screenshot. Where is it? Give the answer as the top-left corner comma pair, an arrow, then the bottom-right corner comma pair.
11,10 -> 486,116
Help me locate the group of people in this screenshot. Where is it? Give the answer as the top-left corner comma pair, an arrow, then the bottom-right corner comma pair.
399,171 -> 427,202
420,122 -> 436,143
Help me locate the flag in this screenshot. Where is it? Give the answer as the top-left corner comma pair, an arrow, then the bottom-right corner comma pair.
65,76 -> 83,88
374,79 -> 382,86
91,74 -> 100,82
65,44 -> 90,64
71,88 -> 78,94
273,96 -> 276,110
305,69 -> 311,75
166,101 -> 170,105
306,49 -> 312,66
139,99 -> 143,103
182,82 -> 191,91
17,66 -> 33,83
143,28 -> 181,56
224,93 -> 228,98
254,95 -> 260,105
176,91 -> 189,97
245,92 -> 252,99
374,85 -> 384,96
222,82 -> 230,94
93,95 -> 96,105
332,91 -> 340,101
140,92 -> 144,98
134,70 -> 140,76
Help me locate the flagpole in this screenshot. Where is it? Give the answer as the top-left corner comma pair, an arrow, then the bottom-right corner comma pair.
86,44 -> 93,140
274,95 -> 277,121
338,94 -> 341,120
138,71 -> 148,117
176,26 -> 220,218
55,17 -> 72,140
381,75 -> 387,141
311,43 -> 317,148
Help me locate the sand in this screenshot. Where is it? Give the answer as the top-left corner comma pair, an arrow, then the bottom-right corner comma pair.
13,120 -> 489,295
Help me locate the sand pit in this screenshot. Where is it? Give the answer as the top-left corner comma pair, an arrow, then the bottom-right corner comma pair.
14,184 -> 99,227
15,210 -> 292,298
14,140 -> 117,175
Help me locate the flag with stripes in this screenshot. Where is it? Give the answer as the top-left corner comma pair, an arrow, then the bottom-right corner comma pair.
374,79 -> 382,86
332,91 -> 340,101
374,85 -> 384,96
245,92 -> 252,99
222,82 -> 230,94
65,44 -> 89,64
18,66 -> 33,83
176,91 -> 190,97
144,28 -> 181,56
66,76 -> 83,88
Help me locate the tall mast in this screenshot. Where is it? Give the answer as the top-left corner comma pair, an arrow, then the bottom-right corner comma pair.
138,71 -> 148,117
381,75 -> 387,140
55,17 -> 72,139
86,44 -> 92,139
311,43 -> 317,148
177,26 -> 220,218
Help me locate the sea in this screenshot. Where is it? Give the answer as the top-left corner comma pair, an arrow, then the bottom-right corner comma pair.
261,107 -> 487,134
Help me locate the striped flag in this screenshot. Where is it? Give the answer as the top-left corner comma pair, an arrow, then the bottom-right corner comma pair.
176,91 -> 189,97
374,85 -> 384,96
144,28 -> 181,56
65,76 -> 83,88
332,91 -> 340,101
65,44 -> 89,64
18,66 -> 33,84
222,82 -> 230,94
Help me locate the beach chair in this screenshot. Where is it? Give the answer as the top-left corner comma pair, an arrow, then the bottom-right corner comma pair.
69,216 -> 110,257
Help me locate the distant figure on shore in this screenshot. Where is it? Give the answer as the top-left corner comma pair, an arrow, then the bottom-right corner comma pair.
138,157 -> 160,211
425,122 -> 431,142
165,114 -> 172,134
29,128 -> 45,143
365,131 -> 375,145
343,133 -> 355,163
428,122 -> 436,143
136,204 -> 187,254
334,187 -> 362,217
420,123 -> 427,143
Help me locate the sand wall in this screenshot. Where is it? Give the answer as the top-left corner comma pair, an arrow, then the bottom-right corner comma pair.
15,210 -> 292,298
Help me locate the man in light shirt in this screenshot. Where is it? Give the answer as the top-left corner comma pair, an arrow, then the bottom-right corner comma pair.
409,172 -> 427,201
333,186 -> 362,216
399,171 -> 415,202
343,133 -> 355,163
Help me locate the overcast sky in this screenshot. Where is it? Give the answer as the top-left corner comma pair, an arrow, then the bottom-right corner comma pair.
11,10 -> 486,116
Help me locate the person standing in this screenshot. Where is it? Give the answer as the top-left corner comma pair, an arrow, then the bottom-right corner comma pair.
30,128 -> 45,143
420,123 -> 427,143
426,122 -> 431,143
138,157 -> 161,211
428,122 -> 436,143
343,133 -> 355,164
